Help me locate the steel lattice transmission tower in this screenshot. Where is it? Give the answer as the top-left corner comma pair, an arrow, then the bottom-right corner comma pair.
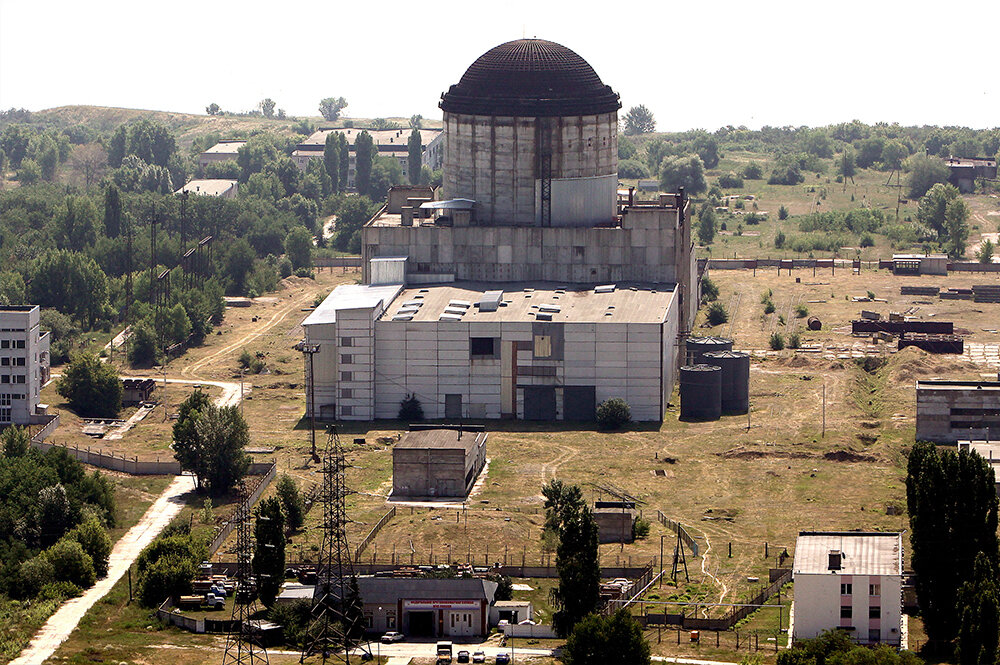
222,481 -> 269,665
301,426 -> 371,664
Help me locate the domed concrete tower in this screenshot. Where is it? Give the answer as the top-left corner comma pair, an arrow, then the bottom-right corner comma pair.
439,39 -> 621,227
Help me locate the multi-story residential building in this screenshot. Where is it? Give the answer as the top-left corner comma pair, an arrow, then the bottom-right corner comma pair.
0,305 -> 50,426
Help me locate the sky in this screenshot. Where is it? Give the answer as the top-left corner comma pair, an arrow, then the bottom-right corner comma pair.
1,0 -> 998,131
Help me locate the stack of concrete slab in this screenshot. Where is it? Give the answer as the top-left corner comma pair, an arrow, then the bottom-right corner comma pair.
941,288 -> 974,300
973,285 -> 1000,303
898,332 -> 964,354
900,285 -> 940,296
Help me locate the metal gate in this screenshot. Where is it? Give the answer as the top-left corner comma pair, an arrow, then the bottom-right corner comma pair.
563,386 -> 596,421
523,386 -> 556,420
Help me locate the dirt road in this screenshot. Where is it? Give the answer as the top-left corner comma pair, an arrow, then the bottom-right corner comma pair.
11,474 -> 196,665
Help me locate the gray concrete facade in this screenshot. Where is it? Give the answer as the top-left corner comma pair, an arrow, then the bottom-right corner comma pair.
392,428 -> 487,498
442,112 -> 617,227
916,379 -> 1000,443
1,305 -> 50,426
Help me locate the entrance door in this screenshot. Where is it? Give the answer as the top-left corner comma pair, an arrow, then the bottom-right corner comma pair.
448,611 -> 475,637
523,386 -> 556,420
445,393 -> 463,419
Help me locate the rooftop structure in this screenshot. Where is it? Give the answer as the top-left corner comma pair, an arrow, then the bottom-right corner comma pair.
291,127 -> 444,183
946,157 -> 998,193
197,140 -> 245,168
793,531 -> 902,577
175,179 -> 238,199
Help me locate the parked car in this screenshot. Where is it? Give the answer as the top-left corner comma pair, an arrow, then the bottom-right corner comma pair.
496,654 -> 511,664
381,631 -> 404,643
457,651 -> 470,663
472,651 -> 486,663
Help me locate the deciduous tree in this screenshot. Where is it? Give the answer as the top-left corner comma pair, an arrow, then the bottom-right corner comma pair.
57,353 -> 122,418
318,97 -> 348,122
259,98 -> 276,119
623,105 -> 655,135
549,481 -> 600,636
562,610 -> 650,665
659,154 -> 707,195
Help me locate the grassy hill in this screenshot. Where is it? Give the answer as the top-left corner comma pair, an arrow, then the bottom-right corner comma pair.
18,105 -> 442,150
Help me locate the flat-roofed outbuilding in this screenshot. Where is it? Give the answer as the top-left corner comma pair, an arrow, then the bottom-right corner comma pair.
392,426 -> 487,498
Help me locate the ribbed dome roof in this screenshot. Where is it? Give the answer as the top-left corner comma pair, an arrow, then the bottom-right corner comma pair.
440,39 -> 621,117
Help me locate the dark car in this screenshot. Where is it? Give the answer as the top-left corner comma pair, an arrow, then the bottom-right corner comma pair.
496,654 -> 511,665
457,651 -> 470,663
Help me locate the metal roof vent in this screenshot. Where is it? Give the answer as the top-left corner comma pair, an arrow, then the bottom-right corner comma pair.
392,314 -> 413,321
828,550 -> 843,571
539,304 -> 561,313
536,312 -> 553,321
439,313 -> 464,321
478,290 -> 504,312
595,284 -> 616,293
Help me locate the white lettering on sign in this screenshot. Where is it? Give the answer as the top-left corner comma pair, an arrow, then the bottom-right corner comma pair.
402,600 -> 480,611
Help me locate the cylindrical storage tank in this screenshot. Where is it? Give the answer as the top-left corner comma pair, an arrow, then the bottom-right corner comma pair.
702,350 -> 750,414
685,336 -> 734,366
680,364 -> 723,421
807,316 -> 822,331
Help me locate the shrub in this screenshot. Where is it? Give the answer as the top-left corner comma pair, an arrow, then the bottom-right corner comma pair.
278,257 -> 293,278
764,299 -> 776,314
632,517 -> 651,539
769,332 -> 785,350
398,393 -> 424,421
774,230 -> 786,249
787,331 -> 801,349
618,159 -> 649,179
742,162 -> 764,180
700,276 -> 719,303
778,205 -> 789,221
795,304 -> 809,318
16,555 -> 55,598
45,539 -> 96,589
293,267 -> 314,279
859,233 -> 875,248
596,398 -> 631,430
66,515 -> 112,578
706,302 -> 728,326
760,289 -> 773,303
718,172 -> 743,189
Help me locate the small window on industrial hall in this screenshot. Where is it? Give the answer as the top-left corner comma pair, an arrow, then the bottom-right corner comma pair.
470,337 -> 496,357
534,335 -> 552,358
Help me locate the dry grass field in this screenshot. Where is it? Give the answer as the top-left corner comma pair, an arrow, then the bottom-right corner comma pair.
44,262 -> 1000,664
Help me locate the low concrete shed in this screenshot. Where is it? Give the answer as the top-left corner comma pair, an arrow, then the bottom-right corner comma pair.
916,380 -> 1000,443
392,427 -> 487,498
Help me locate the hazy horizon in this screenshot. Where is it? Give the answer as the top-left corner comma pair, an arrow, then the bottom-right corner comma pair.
2,0 -> 998,132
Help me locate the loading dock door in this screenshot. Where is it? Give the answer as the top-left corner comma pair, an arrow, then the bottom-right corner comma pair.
445,394 -> 463,419
563,386 -> 596,421
407,611 -> 435,636
523,386 -> 557,420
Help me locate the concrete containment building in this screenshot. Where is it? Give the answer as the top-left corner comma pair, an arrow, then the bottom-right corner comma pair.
792,531 -> 903,646
392,426 -> 487,498
302,38 -> 697,422
916,379 -> 1000,443
1,305 -> 51,426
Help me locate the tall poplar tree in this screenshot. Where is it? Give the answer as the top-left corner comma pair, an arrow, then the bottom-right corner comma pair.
549,482 -> 600,637
323,132 -> 340,194
337,133 -> 349,191
253,496 -> 286,606
354,131 -> 374,197
407,129 -> 422,185
957,553 -> 1000,665
907,441 -> 999,644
